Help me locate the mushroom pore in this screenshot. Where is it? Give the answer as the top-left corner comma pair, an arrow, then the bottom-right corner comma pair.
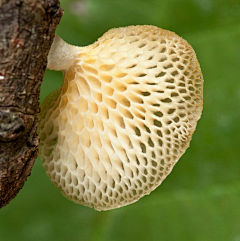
38,25 -> 203,211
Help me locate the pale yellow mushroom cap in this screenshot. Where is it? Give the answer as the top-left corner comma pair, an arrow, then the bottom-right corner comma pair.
39,25 -> 203,211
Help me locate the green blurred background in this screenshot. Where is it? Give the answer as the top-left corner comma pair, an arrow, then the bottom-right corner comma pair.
1,0 -> 240,240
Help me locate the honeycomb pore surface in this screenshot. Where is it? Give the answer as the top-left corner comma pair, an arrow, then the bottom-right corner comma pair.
39,25 -> 203,211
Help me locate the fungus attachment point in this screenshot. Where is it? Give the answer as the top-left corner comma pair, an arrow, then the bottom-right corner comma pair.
39,25 -> 203,211
47,34 -> 81,71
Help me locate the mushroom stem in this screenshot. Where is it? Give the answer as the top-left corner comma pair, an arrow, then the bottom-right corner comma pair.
47,34 -> 82,71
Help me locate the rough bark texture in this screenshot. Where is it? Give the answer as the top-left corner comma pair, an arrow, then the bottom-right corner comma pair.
0,0 -> 63,208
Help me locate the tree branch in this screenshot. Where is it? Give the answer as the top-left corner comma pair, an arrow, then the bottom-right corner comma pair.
0,0 -> 63,208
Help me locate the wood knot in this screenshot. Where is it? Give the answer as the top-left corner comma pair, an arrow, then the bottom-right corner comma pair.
0,110 -> 35,142
0,111 -> 25,142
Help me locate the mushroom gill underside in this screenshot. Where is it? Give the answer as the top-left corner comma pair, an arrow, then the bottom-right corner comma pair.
38,25 -> 203,211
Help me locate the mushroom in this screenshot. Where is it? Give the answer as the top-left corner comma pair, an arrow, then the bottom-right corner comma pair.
38,25 -> 203,211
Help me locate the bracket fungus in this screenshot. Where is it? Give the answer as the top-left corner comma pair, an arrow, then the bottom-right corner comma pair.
38,25 -> 203,211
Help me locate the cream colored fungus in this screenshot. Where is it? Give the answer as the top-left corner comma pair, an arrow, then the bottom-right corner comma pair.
38,25 -> 203,211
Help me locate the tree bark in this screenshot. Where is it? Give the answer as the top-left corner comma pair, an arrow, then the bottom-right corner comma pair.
0,0 -> 63,208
